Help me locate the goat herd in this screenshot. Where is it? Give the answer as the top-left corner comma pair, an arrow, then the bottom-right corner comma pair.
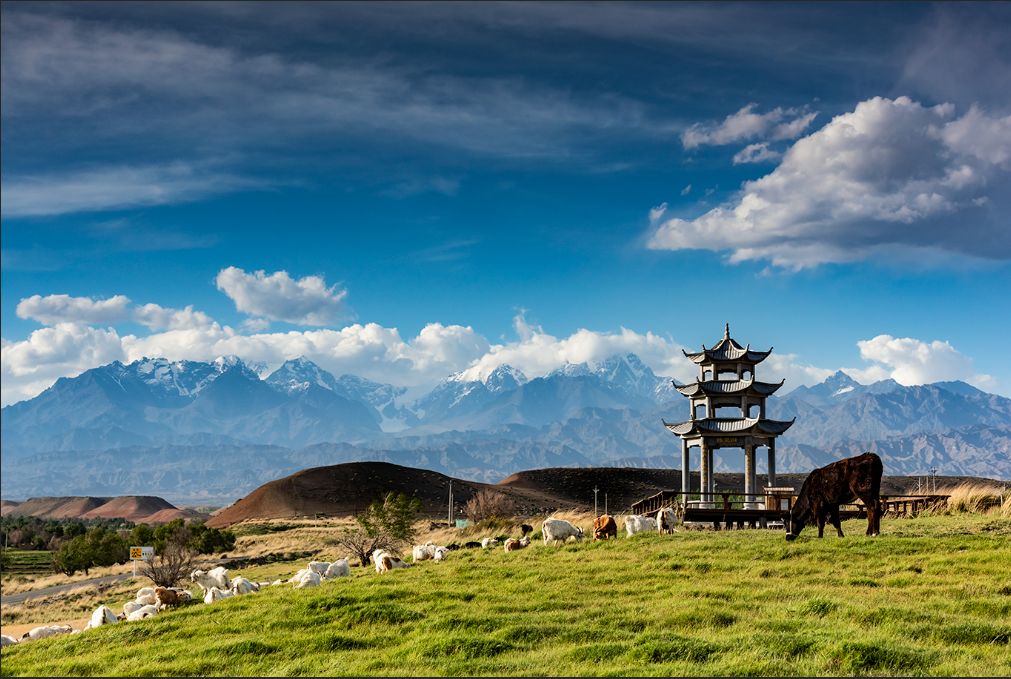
0,512 -> 678,651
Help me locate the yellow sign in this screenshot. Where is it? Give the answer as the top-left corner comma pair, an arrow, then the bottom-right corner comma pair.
130,546 -> 154,561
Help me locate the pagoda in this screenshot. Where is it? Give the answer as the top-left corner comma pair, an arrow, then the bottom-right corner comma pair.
663,324 -> 794,508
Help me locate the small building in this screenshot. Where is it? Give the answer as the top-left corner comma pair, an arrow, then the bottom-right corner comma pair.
663,324 -> 794,508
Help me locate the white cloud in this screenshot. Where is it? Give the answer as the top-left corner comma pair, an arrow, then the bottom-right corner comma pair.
732,142 -> 781,165
16,294 -> 132,325
215,267 -> 349,326
681,104 -> 816,149
133,303 -> 216,331
1,323 -> 126,404
651,96 -> 1011,268
456,313 -> 696,383
850,335 -> 994,389
680,185 -> 692,196
1,163 -> 260,218
649,202 -> 668,224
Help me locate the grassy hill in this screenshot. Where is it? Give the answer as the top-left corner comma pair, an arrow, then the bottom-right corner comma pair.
2,513 -> 1009,676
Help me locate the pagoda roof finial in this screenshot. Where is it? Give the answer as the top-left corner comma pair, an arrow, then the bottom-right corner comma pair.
724,322 -> 730,340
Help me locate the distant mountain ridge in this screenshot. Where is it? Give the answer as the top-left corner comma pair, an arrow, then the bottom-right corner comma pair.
0,495 -> 206,523
3,352 -> 1010,502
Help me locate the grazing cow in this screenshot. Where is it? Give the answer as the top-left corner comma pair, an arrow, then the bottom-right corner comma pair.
190,567 -> 230,593
480,537 -> 500,549
1,634 -> 17,647
21,625 -> 73,641
593,514 -> 618,540
520,524 -> 534,537
83,605 -> 119,630
656,507 -> 678,534
786,452 -> 883,541
624,515 -> 658,537
463,541 -> 482,549
126,604 -> 159,621
541,518 -> 584,546
323,559 -> 350,578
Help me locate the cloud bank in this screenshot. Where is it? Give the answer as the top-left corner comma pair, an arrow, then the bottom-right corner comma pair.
652,96 -> 1011,268
215,267 -> 349,326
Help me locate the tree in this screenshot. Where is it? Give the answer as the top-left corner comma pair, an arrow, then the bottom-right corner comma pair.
464,490 -> 517,524
141,524 -> 195,588
331,492 -> 423,567
54,536 -> 93,575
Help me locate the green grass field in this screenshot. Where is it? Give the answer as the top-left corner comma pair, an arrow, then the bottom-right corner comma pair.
1,550 -> 54,578
2,514 -> 1009,677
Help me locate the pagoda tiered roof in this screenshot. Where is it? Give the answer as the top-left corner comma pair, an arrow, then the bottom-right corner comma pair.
662,417 -> 795,437
682,323 -> 772,365
674,378 -> 785,398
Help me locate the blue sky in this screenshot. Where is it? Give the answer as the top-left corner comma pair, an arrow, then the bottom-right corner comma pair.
2,1 -> 1010,404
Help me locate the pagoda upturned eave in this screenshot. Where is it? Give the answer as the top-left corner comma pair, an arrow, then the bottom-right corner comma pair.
682,346 -> 773,365
674,378 -> 785,398
662,417 -> 795,437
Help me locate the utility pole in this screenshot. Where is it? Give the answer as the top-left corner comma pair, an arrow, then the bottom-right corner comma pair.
593,486 -> 599,518
930,467 -> 938,494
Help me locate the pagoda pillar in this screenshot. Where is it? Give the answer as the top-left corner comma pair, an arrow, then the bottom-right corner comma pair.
700,442 -> 710,507
767,439 -> 777,488
745,444 -> 757,509
681,439 -> 690,497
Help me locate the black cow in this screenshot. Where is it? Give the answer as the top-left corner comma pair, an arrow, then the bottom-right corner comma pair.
786,452 -> 883,541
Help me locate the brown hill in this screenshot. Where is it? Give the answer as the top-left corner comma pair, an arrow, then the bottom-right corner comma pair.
80,496 -> 176,522
2,495 -> 204,523
206,461 -> 567,528
208,461 -> 991,528
0,500 -> 23,516
143,507 -> 209,523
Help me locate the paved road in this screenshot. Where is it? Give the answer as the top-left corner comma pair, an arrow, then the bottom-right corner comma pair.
1,573 -> 136,605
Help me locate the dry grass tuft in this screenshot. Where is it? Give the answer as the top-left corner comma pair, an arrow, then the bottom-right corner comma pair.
938,482 -> 1010,516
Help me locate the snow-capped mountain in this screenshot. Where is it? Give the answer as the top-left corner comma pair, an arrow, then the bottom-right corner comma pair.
266,357 -> 342,395
3,354 -> 1010,501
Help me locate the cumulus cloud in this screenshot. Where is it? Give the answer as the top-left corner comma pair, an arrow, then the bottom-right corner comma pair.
133,303 -> 216,331
1,324 -> 126,404
16,294 -> 132,325
732,142 -> 781,165
680,104 -> 816,149
848,334 -> 994,389
651,96 -> 1011,268
215,267 -> 349,326
456,313 -> 696,383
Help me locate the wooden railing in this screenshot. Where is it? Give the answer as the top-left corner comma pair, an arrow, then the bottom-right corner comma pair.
630,490 -> 950,519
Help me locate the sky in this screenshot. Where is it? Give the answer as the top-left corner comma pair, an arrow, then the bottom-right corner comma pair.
2,1 -> 1010,405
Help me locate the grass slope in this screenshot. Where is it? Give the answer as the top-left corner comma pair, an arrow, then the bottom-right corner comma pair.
2,515 -> 1010,677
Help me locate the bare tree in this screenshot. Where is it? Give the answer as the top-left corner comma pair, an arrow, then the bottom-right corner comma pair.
141,526 -> 195,588
464,490 -> 516,524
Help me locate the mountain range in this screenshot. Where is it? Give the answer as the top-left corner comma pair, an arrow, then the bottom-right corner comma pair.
2,353 -> 1009,503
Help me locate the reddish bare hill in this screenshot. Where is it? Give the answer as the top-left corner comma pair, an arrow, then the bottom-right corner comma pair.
207,461 -> 568,528
80,496 -> 175,522
0,500 -> 23,515
2,495 -> 207,523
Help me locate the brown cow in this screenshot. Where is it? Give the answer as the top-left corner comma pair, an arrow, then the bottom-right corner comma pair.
786,452 -> 883,541
593,514 -> 618,540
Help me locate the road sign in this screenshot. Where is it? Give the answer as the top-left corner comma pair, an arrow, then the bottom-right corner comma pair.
130,546 -> 154,561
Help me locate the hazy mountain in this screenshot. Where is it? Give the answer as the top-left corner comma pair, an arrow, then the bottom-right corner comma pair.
3,354 -> 1010,501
